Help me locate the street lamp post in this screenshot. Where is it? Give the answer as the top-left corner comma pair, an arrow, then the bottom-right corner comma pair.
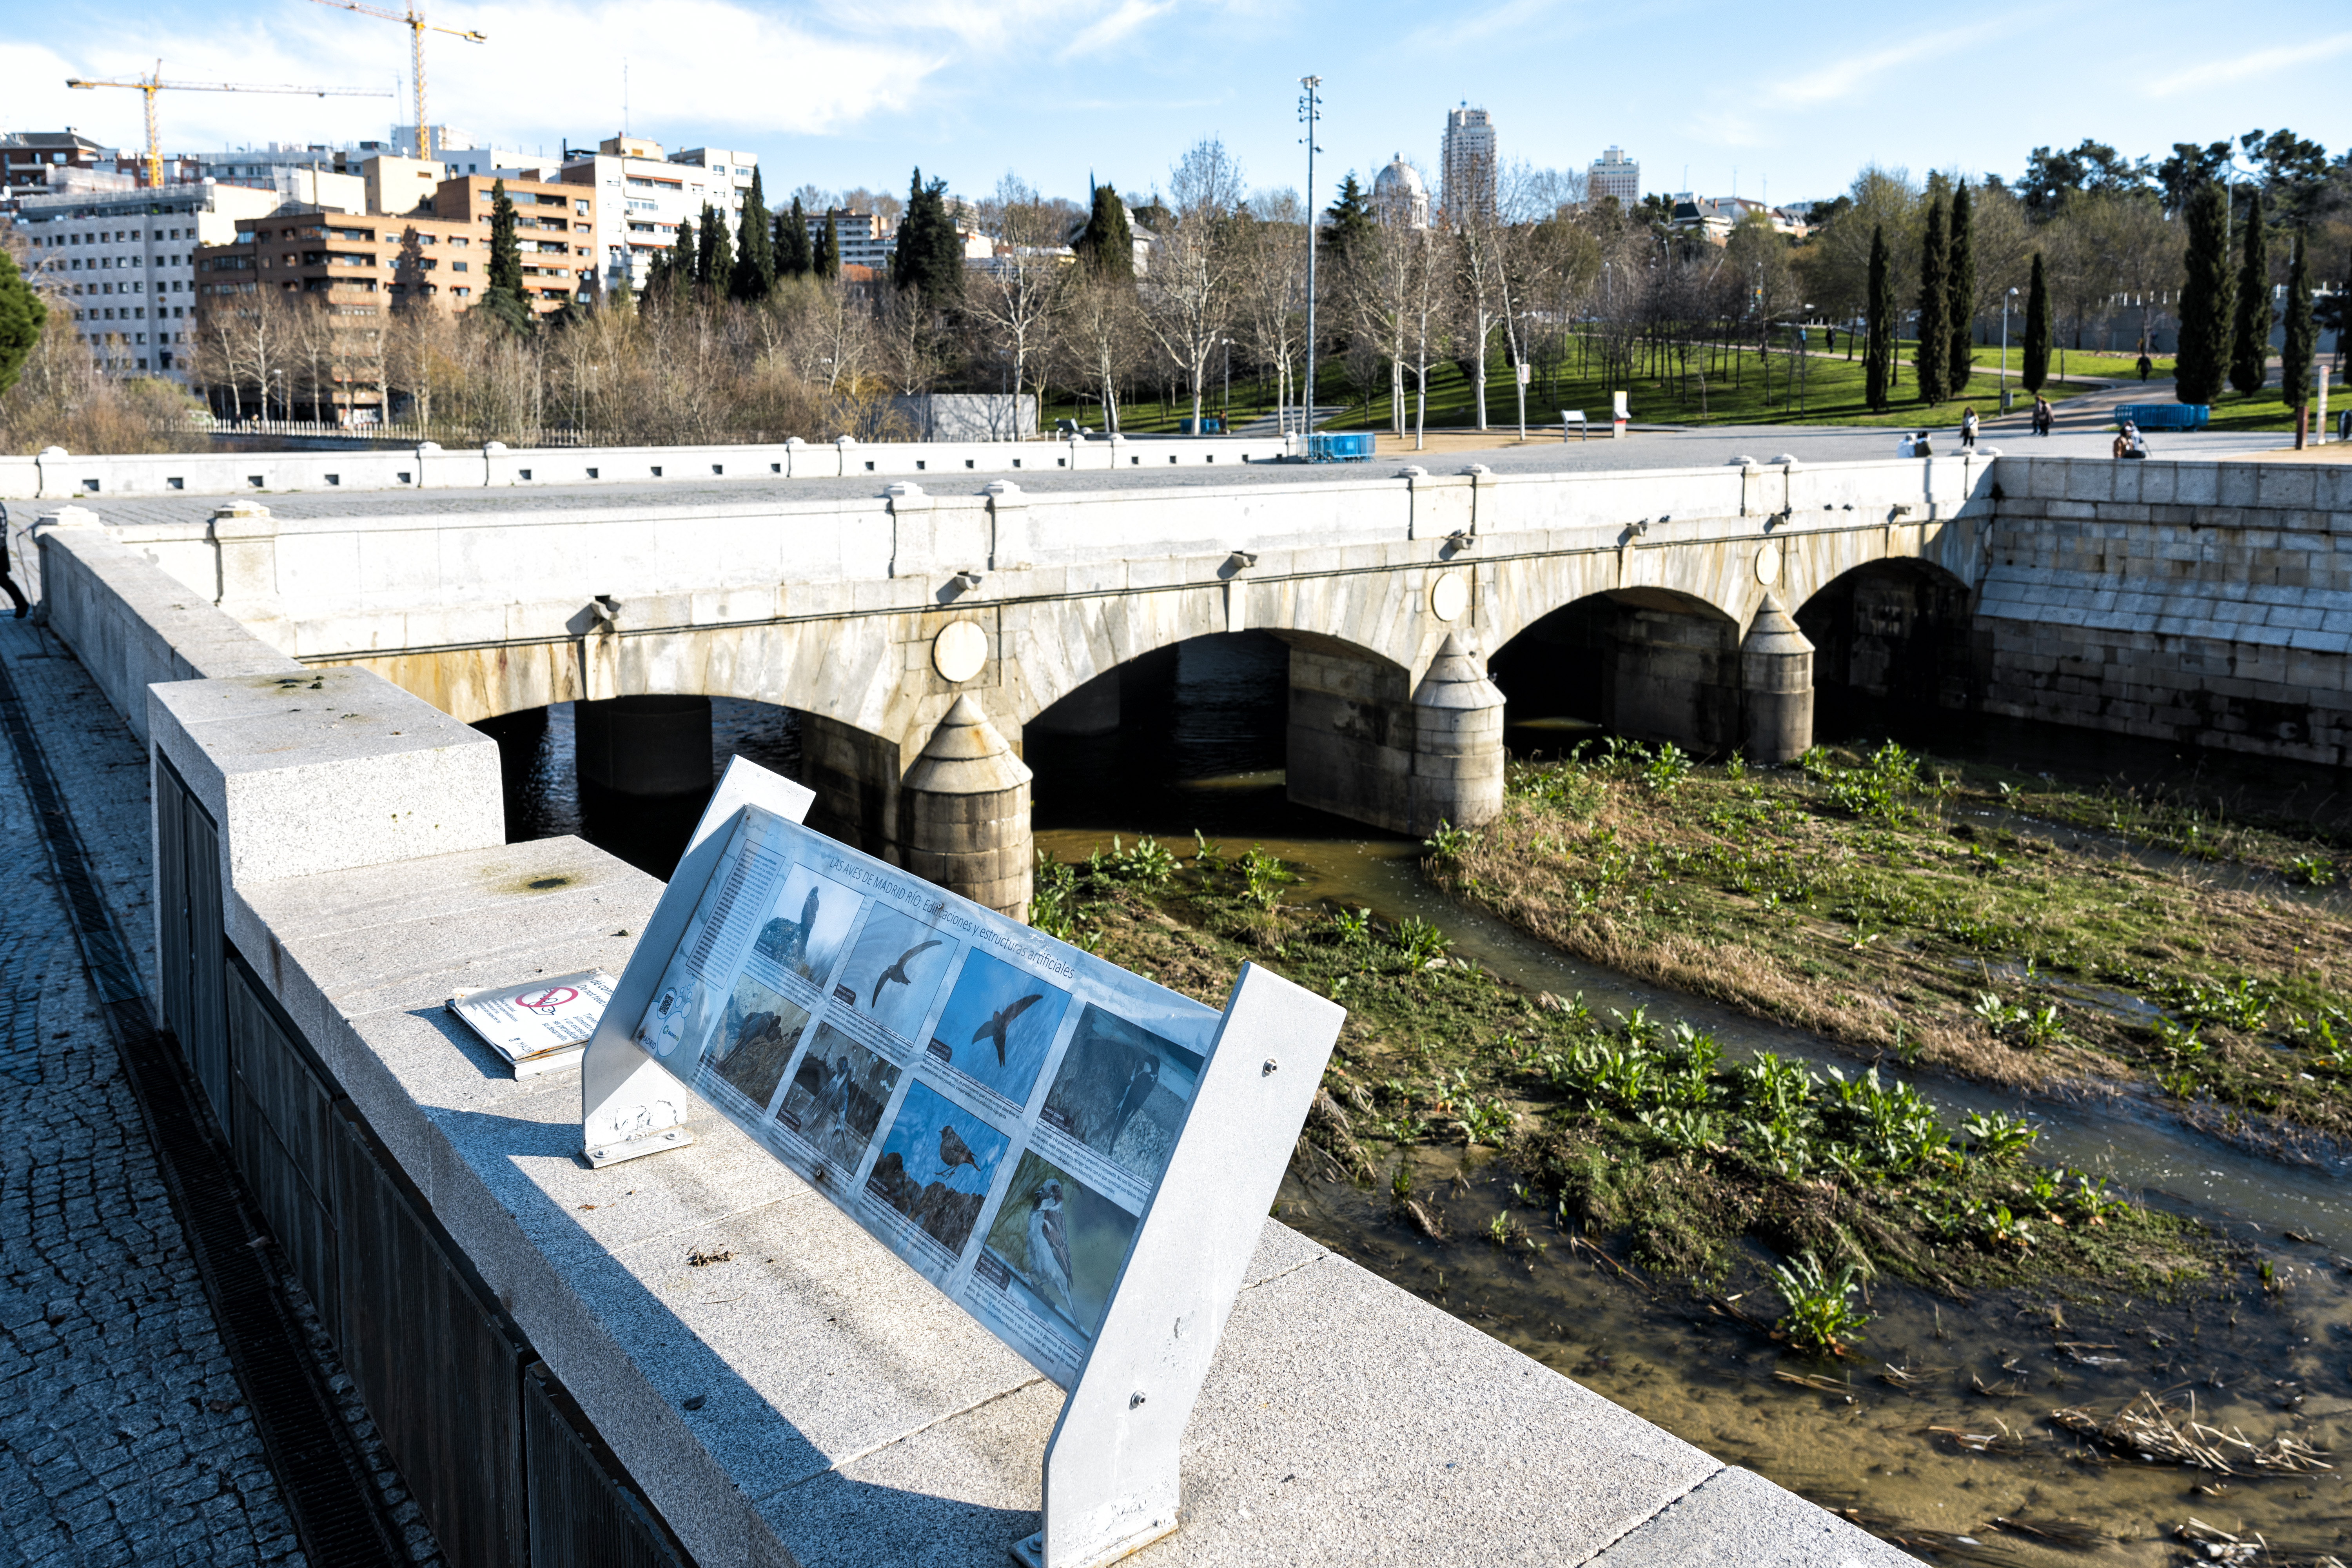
2000,287 -> 2016,412
1298,75 -> 1323,443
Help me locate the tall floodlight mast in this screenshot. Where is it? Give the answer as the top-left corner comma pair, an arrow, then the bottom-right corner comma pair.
306,0 -> 486,163
1298,74 -> 1323,439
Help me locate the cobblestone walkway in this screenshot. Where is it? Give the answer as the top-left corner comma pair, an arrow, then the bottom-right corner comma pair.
0,618 -> 305,1565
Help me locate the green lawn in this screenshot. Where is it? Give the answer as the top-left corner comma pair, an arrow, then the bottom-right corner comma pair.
1043,338 -> 2111,437
1967,344 -> 2175,382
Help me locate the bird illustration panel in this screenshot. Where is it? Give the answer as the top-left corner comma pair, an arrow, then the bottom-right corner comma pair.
706,974 -> 813,1116
833,907 -> 956,1042
752,865 -> 862,988
1039,1005 -> 1205,1190
925,950 -> 1071,1109
978,1149 -> 1140,1347
866,1080 -> 1012,1258
775,1024 -> 901,1175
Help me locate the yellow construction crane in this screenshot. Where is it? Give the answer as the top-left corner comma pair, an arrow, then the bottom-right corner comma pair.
67,63 -> 392,189
305,0 -> 486,163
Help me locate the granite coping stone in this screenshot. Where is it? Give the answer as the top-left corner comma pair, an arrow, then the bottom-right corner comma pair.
232,832 -> 1918,1568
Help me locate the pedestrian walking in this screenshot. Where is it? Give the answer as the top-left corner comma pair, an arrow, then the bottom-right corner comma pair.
2032,396 -> 2053,437
2136,354 -> 2152,382
1960,407 -> 1979,450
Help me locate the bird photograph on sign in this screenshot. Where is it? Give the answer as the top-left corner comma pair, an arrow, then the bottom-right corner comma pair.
979,1150 -> 1140,1348
926,950 -> 1069,1108
776,1024 -> 900,1176
704,974 -> 810,1115
866,1080 -> 1011,1259
834,906 -> 955,1042
1039,1005 -> 1203,1190
752,864 -> 859,986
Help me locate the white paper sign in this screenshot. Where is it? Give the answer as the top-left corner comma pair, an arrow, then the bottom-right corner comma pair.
450,970 -> 617,1075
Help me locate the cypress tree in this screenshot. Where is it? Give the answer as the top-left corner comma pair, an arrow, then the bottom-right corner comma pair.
2229,189 -> 2270,397
1864,224 -> 1894,412
891,168 -> 965,305
777,196 -> 813,278
1074,183 -> 1135,281
1914,195 -> 1949,405
731,168 -> 775,302
816,214 -> 840,280
668,221 -> 697,294
1945,181 -> 1976,399
487,178 -> 523,295
697,203 -> 732,293
2281,229 -> 2314,413
2022,251 -> 2051,394
610,264 -> 634,316
2174,180 -> 2232,406
0,249 -> 46,397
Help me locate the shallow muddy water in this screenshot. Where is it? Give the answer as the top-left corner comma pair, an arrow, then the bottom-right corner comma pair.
489,638 -> 2352,1561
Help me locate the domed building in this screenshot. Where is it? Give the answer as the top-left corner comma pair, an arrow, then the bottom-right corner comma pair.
1372,154 -> 1430,229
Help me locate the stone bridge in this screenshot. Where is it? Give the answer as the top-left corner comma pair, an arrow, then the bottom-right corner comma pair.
25,453 -> 1996,915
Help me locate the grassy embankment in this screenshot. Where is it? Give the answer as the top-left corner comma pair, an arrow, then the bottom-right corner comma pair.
1425,740 -> 2352,1161
1031,831 -> 2218,1351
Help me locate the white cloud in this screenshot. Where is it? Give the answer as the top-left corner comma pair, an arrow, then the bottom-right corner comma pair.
2145,31 -> 2352,95
1056,0 -> 1177,60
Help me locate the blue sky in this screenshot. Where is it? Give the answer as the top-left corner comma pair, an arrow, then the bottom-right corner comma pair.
5,0 -> 2347,209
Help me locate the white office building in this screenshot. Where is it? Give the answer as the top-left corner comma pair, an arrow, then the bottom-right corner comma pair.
389,125 -> 559,178
1441,105 -> 1496,224
1589,145 -> 1641,206
11,181 -> 283,381
559,135 -> 756,294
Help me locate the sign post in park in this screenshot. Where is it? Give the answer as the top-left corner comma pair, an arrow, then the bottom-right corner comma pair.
580,757 -> 1345,1568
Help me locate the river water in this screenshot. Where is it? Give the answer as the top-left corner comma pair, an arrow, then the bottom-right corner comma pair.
490,640 -> 2352,1563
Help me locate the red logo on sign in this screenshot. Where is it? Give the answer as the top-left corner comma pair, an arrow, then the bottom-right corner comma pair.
517,987 -> 579,1013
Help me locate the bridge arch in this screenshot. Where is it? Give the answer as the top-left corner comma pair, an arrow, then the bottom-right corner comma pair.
1793,557 -> 1978,720
1490,587 -> 1746,757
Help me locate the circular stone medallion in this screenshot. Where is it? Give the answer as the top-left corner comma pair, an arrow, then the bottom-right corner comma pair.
1429,571 -> 1470,623
931,620 -> 989,683
1754,542 -> 1782,587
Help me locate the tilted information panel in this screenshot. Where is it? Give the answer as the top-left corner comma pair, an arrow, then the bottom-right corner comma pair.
627,801 -> 1216,1388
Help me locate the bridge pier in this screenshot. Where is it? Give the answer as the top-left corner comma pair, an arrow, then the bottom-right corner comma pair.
1740,593 -> 1815,764
1285,637 -> 1506,836
901,696 -> 1034,920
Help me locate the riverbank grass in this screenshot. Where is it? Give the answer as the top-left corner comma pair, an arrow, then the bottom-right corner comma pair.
1033,835 -> 2218,1321
1430,740 -> 2352,1155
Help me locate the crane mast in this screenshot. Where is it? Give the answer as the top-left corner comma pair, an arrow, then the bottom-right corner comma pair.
305,0 -> 487,164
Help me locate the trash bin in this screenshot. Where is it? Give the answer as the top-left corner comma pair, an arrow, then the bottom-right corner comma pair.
2000,390 -> 2014,412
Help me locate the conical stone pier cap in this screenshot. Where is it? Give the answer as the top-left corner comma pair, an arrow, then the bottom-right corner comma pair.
1743,591 -> 1814,656
903,694 -> 1034,794
1412,632 -> 1505,711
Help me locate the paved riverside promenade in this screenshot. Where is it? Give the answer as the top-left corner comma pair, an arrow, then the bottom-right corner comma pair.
0,615 -> 439,1568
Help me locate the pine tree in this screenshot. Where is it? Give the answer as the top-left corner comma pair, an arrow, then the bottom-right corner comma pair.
1864,224 -> 1894,412
777,196 -> 813,279
1074,183 -> 1134,282
697,203 -> 731,294
1323,172 -> 1376,267
488,178 -> 523,295
731,168 -> 775,303
890,168 -> 965,305
2229,189 -> 2270,397
2281,229 -> 2315,413
2022,251 -> 2051,394
2175,180 -> 2232,406
1914,195 -> 1949,405
0,249 -> 46,397
1945,181 -> 1976,400
816,213 -> 840,280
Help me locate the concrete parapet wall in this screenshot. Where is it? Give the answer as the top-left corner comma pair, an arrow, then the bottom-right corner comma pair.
0,433 -> 1295,502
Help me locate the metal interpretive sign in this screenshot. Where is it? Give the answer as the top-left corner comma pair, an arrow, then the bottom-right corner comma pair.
580,757 -> 1345,1568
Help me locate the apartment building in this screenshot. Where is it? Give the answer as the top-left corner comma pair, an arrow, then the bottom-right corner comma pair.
12,181 -> 284,380
559,134 -> 754,294
429,173 -> 598,299
2,130 -> 131,194
805,209 -> 895,271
